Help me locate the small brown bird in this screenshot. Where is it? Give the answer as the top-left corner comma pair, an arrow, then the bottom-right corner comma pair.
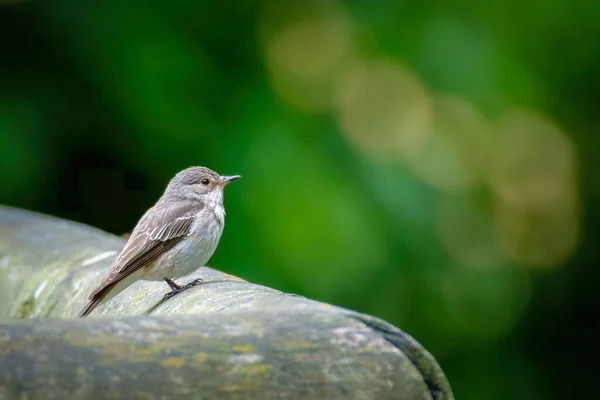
78,166 -> 240,317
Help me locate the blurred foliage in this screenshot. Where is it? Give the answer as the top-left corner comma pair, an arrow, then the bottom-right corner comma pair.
1,0 -> 599,399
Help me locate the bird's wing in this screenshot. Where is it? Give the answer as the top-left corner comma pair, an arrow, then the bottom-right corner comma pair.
88,201 -> 203,299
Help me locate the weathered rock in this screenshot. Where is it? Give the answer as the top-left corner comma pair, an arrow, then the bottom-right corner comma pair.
0,205 -> 453,399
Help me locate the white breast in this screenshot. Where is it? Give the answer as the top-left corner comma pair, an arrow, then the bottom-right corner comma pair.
144,204 -> 224,280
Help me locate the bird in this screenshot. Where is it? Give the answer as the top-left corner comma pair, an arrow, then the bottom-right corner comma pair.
78,166 -> 240,317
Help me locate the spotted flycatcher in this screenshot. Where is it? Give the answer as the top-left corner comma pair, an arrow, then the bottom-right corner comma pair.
78,166 -> 240,317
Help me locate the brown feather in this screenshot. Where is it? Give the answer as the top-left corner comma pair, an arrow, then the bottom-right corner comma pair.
78,286 -> 112,317
78,200 -> 204,316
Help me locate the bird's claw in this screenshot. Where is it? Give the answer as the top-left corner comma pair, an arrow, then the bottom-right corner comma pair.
184,278 -> 205,288
161,278 -> 205,302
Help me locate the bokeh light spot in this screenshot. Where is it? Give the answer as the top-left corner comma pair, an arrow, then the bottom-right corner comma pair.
493,198 -> 579,268
490,110 -> 577,209
261,0 -> 354,112
335,59 -> 432,160
408,96 -> 493,191
490,110 -> 579,268
437,194 -> 507,270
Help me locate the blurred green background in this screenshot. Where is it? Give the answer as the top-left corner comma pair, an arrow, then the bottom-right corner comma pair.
1,0 -> 598,398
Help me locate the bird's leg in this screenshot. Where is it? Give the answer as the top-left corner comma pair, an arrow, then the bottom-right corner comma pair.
162,277 -> 205,302
163,277 -> 181,291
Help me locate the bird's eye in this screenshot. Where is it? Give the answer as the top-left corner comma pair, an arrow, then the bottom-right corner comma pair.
201,178 -> 210,185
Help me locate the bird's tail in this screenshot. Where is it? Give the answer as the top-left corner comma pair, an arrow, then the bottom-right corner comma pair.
78,294 -> 106,317
78,279 -> 128,317
78,284 -> 117,317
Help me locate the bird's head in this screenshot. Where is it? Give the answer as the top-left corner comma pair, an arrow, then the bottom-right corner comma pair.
166,166 -> 240,204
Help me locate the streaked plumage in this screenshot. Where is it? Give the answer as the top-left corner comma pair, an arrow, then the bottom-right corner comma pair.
78,166 -> 240,317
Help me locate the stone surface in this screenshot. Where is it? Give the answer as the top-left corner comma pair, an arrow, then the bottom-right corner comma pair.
0,205 -> 453,399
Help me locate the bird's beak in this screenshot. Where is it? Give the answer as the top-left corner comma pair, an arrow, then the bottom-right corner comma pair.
220,175 -> 241,186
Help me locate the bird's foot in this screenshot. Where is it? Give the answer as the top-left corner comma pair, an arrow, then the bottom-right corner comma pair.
161,278 -> 205,302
